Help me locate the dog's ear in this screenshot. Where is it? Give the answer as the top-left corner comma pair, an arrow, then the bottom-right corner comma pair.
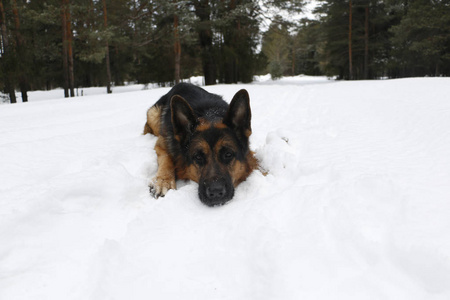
171,95 -> 197,143
224,89 -> 252,143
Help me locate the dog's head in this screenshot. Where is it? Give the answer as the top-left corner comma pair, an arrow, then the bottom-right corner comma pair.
170,89 -> 254,206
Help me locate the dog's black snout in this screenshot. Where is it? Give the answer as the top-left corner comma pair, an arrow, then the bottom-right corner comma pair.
206,181 -> 226,200
199,177 -> 234,207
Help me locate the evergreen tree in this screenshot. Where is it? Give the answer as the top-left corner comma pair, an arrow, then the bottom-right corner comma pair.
0,0 -> 35,102
192,0 -> 216,85
315,0 -> 350,79
24,1 -> 63,90
292,18 -> 322,76
261,16 -> 290,79
191,0 -> 304,85
216,0 -> 261,83
315,0 -> 393,79
0,0 -> 16,103
7,0 -> 449,99
389,0 -> 450,76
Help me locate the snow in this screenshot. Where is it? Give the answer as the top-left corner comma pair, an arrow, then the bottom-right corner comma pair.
1,76 -> 450,299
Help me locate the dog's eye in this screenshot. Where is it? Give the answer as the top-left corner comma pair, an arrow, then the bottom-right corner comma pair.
221,150 -> 235,163
193,153 -> 205,165
224,152 -> 233,159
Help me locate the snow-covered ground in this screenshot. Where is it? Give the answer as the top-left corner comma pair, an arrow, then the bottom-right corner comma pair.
1,76 -> 450,299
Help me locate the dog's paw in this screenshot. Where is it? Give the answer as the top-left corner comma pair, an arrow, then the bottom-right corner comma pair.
149,176 -> 176,199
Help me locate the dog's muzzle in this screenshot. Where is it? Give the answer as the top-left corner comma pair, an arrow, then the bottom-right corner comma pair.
199,178 -> 234,207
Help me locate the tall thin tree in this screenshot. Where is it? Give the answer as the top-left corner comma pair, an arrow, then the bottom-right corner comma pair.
364,3 -> 369,80
102,0 -> 112,93
61,1 -> 69,97
348,0 -> 353,80
0,0 -> 16,103
66,1 -> 74,97
173,0 -> 181,84
11,0 -> 28,102
62,0 -> 74,97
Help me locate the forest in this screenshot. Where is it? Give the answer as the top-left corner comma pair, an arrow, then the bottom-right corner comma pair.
0,0 -> 449,103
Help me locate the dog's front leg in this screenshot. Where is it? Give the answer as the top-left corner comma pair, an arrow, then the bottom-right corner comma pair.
149,137 -> 176,198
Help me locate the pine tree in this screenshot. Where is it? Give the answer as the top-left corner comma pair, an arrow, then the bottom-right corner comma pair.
315,0 -> 393,79
11,0 -> 29,102
102,0 -> 112,93
261,16 -> 290,79
173,0 -> 181,84
291,19 -> 322,76
389,0 -> 450,76
0,0 -> 16,103
216,0 -> 260,83
24,0 -> 63,91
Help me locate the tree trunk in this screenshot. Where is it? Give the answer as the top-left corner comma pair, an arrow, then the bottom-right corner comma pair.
65,1 -> 75,97
4,80 -> 16,103
348,0 -> 353,80
102,0 -> 112,93
18,79 -> 28,102
292,44 -> 296,76
364,4 -> 369,80
0,0 -> 16,103
104,42 -> 112,93
0,0 -> 8,48
12,0 -> 28,102
61,0 -> 69,97
173,2 -> 181,84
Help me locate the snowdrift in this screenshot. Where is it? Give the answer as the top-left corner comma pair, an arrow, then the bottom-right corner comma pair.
1,77 -> 450,299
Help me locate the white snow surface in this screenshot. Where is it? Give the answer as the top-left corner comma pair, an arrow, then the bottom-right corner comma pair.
1,76 -> 450,299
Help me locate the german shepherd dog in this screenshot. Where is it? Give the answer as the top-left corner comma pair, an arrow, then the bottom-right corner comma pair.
144,83 -> 257,206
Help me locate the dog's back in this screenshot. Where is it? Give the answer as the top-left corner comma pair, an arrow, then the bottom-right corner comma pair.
144,83 -> 227,136
159,83 -> 228,122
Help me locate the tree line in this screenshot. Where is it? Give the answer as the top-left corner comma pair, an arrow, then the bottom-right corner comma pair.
262,0 -> 450,80
0,0 -> 449,103
0,0 -> 302,103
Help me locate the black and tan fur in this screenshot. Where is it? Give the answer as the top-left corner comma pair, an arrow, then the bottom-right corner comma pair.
144,83 -> 257,206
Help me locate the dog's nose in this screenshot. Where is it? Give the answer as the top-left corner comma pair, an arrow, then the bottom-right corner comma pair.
205,181 -> 226,200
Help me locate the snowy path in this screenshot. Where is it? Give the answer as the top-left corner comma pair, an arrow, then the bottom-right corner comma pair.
1,77 -> 450,299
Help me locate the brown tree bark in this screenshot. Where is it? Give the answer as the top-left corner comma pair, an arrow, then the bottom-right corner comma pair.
0,0 -> 8,47
173,2 -> 181,84
61,0 -> 69,97
65,0 -> 75,97
0,0 -> 16,103
103,0 -> 112,93
12,0 -> 28,102
364,4 -> 369,80
348,0 -> 353,80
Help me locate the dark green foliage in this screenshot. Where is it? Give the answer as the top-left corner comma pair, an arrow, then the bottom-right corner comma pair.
261,17 -> 291,79
292,19 -> 322,76
24,2 -> 62,90
2,0 -> 293,95
389,0 -> 450,77
1,0 -> 449,102
312,0 -> 450,79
